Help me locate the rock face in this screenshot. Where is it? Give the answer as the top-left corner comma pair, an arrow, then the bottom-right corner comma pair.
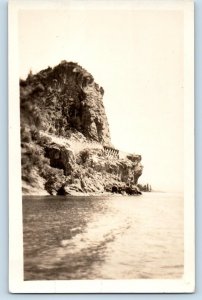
20,61 -> 111,145
20,61 -> 143,195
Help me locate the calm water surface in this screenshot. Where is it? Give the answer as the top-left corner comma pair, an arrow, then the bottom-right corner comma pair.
23,192 -> 183,280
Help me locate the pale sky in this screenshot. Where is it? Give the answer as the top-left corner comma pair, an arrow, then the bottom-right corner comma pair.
19,7 -> 184,192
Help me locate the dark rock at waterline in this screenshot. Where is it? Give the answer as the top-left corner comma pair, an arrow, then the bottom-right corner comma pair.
20,61 -> 143,195
57,186 -> 68,196
112,186 -> 118,193
125,186 -> 142,195
111,184 -> 141,195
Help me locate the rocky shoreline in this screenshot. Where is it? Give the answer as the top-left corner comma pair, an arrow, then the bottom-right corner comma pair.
20,61 -> 144,196
23,191 -> 143,197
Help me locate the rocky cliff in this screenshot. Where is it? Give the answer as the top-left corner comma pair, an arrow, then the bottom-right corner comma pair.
20,61 -> 143,195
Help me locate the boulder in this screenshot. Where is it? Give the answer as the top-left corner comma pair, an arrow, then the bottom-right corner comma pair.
112,185 -> 118,193
45,145 -> 75,176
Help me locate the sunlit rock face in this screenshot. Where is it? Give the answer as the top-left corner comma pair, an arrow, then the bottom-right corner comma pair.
20,61 -> 143,195
20,61 -> 111,146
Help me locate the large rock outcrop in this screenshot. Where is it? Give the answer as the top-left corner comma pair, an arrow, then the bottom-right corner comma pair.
20,61 -> 111,145
20,61 -> 143,195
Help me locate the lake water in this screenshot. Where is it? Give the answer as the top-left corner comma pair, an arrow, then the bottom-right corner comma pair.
23,192 -> 184,280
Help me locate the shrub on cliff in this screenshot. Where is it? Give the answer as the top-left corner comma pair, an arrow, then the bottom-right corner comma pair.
79,149 -> 90,164
20,61 -> 143,195
44,170 -> 66,195
21,145 -> 45,183
21,127 -> 32,143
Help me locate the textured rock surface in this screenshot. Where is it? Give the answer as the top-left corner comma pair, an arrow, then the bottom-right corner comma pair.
20,61 -> 111,145
20,61 -> 143,195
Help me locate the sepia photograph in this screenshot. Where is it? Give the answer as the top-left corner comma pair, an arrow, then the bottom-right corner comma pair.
9,0 -> 194,293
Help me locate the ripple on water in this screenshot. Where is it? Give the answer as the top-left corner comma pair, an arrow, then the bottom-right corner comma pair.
23,193 -> 184,280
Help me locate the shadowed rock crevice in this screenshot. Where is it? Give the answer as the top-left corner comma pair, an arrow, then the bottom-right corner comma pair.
20,61 -> 143,195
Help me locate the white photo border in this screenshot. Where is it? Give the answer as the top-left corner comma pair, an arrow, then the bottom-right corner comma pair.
9,0 -> 195,293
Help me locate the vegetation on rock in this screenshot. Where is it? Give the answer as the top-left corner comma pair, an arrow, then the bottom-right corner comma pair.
20,61 -> 143,195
